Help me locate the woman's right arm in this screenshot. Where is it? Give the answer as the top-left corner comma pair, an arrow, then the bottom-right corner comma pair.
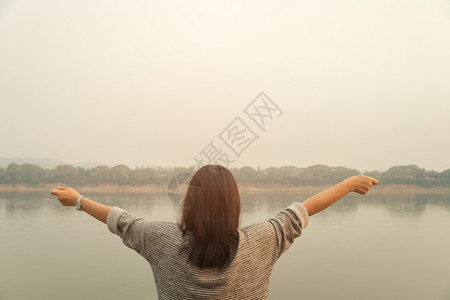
301,175 -> 378,216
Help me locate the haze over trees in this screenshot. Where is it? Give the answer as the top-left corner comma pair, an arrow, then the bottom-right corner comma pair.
0,163 -> 449,188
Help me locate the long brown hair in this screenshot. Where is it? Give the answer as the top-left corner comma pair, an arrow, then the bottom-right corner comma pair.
178,165 -> 241,269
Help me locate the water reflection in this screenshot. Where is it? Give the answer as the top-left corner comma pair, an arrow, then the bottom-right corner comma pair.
1,190 -> 450,216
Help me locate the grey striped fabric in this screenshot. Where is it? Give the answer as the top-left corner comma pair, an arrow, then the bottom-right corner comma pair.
107,202 -> 309,299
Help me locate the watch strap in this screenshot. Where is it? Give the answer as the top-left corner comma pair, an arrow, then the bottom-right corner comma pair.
75,195 -> 84,211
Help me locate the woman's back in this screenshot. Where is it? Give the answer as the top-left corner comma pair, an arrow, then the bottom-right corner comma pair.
107,202 -> 309,299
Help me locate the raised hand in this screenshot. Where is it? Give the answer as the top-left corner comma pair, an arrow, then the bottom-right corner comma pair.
347,175 -> 378,195
50,186 -> 81,206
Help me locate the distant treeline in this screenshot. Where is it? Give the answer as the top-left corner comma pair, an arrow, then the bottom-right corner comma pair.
1,163 -> 450,188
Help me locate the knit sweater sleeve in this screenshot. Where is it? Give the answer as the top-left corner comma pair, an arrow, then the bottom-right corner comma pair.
106,207 -> 147,257
268,202 -> 309,259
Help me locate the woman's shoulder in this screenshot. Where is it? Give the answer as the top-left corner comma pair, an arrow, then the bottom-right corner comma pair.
144,220 -> 184,244
146,220 -> 179,231
237,202 -> 309,240
238,219 -> 275,241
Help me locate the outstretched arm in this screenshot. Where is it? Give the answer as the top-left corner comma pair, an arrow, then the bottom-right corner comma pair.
50,186 -> 111,223
51,186 -> 148,255
301,175 -> 378,216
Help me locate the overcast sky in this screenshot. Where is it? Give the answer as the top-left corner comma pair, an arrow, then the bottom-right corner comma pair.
0,0 -> 449,172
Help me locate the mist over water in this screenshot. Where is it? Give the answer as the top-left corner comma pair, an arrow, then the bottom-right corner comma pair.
1,190 -> 449,300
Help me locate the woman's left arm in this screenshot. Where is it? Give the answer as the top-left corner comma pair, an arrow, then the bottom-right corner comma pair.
50,186 -> 111,223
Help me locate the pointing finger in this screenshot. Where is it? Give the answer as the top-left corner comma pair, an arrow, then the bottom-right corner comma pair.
50,189 -> 59,195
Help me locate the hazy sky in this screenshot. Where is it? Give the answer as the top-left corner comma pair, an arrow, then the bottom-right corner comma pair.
1,0 -> 449,172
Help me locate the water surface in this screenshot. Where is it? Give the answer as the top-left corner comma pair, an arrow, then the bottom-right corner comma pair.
1,190 -> 449,300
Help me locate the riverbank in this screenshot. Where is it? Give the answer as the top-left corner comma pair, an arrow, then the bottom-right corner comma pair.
1,183 -> 450,194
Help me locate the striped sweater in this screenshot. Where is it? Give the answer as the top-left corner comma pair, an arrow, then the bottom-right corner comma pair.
106,202 -> 309,299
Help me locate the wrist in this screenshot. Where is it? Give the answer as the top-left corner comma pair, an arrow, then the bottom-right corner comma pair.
75,195 -> 85,211
341,178 -> 355,194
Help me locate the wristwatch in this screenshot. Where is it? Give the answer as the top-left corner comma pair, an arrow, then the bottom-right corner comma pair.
75,195 -> 85,211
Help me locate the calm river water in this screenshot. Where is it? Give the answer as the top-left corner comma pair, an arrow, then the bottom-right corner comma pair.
1,190 -> 450,300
